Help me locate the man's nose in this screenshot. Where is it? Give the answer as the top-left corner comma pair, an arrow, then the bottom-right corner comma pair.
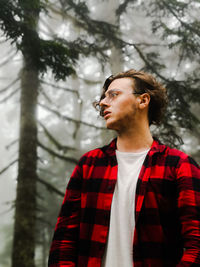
100,97 -> 109,107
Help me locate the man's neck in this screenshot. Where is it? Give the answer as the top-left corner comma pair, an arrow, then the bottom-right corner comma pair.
116,126 -> 153,153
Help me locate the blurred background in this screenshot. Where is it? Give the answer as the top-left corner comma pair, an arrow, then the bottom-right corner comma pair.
0,0 -> 200,266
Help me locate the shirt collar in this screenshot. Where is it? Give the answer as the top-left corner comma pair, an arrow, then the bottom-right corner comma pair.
102,137 -> 167,157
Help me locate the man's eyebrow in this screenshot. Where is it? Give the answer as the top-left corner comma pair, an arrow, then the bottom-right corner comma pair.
105,89 -> 122,95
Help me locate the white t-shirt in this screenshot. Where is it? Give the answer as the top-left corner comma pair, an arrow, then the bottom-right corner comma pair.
101,149 -> 149,267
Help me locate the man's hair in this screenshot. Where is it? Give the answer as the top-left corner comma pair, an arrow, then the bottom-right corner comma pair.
94,69 -> 168,125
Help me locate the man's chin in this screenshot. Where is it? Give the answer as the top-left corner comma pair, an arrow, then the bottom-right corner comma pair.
106,121 -> 117,131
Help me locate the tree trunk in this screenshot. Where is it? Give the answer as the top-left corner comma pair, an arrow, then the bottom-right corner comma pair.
101,0 -> 123,73
11,1 -> 39,266
11,59 -> 39,267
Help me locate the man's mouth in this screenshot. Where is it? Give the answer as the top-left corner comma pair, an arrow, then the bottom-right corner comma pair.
103,111 -> 111,119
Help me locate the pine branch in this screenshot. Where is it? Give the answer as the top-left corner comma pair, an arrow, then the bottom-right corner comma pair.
0,159 -> 18,175
78,76 -> 102,85
37,176 -> 65,197
0,88 -> 20,103
47,3 -> 82,29
161,0 -> 200,37
122,40 -> 168,47
0,77 -> 20,94
116,0 -> 137,16
39,17 -> 55,36
5,139 -> 18,150
47,4 -> 115,59
38,167 -> 57,177
37,141 -> 78,164
38,121 -> 76,152
132,45 -> 168,82
0,205 -> 15,216
53,0 -> 119,48
0,50 -> 17,68
39,87 -> 54,105
38,102 -> 106,130
40,79 -> 79,97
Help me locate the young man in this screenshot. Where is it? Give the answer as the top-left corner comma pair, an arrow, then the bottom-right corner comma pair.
48,69 -> 200,267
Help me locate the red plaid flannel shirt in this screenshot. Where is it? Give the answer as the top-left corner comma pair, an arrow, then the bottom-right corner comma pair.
48,138 -> 200,267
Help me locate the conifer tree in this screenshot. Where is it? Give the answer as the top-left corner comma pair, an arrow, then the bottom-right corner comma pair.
0,0 -> 120,266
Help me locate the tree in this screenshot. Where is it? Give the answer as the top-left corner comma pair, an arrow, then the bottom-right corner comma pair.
0,0 -> 121,266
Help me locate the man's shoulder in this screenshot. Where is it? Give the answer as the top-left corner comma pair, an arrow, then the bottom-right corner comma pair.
152,138 -> 188,160
81,147 -> 105,159
153,137 -> 199,167
78,139 -> 116,166
166,146 -> 188,159
163,144 -> 199,168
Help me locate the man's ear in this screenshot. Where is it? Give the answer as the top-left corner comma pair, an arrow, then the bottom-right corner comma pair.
138,93 -> 150,109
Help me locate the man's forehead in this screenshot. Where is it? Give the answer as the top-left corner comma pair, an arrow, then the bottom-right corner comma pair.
107,77 -> 134,91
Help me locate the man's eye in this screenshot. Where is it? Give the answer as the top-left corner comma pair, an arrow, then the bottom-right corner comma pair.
110,92 -> 118,97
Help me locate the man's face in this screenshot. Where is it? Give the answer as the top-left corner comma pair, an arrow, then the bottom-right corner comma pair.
100,77 -> 140,132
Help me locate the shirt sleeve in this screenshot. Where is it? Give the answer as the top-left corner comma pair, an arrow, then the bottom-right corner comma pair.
176,155 -> 200,266
48,161 -> 83,267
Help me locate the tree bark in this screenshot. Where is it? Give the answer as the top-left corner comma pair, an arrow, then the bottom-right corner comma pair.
11,1 -> 39,266
12,59 -> 39,267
